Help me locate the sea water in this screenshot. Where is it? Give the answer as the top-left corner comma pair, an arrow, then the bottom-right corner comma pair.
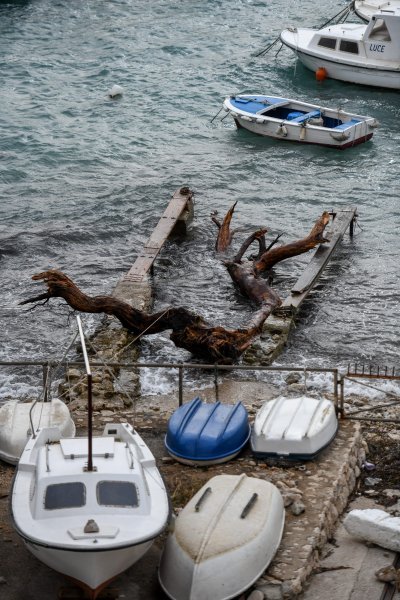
0,0 -> 399,399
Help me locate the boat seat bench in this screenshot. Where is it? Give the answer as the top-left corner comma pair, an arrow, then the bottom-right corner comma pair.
333,118 -> 361,130
287,110 -> 321,123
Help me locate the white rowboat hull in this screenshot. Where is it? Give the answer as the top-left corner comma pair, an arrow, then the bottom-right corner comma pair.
232,114 -> 372,148
159,474 -> 284,600
251,395 -> 338,460
0,398 -> 75,465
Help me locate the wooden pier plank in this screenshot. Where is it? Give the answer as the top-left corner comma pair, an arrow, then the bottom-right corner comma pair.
263,207 -> 357,340
122,188 -> 193,282
291,208 -> 357,296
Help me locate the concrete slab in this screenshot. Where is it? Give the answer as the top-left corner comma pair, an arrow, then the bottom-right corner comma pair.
301,498 -> 400,600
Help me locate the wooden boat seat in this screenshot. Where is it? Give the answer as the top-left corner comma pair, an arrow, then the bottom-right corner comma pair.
333,118 -> 361,130
287,109 -> 321,123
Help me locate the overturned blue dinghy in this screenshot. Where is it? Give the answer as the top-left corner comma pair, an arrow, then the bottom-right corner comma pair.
165,397 -> 250,465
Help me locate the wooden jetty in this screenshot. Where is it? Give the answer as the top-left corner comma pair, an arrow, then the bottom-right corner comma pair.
122,187 -> 194,284
113,187 -> 193,308
245,207 -> 357,365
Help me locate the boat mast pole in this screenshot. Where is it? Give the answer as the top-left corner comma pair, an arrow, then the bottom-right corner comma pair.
76,316 -> 94,472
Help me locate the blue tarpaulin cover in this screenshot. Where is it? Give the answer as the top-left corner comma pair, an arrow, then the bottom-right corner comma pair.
165,397 -> 250,462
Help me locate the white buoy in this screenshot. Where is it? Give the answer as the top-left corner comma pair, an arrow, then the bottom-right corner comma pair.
108,84 -> 123,98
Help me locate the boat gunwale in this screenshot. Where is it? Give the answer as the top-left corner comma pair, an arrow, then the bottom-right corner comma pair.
224,96 -> 375,128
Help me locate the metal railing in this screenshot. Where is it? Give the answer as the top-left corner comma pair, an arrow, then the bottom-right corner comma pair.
1,360 -> 399,424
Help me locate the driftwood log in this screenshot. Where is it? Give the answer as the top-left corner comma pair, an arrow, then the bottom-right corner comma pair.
20,207 -> 330,363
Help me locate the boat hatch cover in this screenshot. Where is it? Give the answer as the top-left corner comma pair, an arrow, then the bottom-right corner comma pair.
60,437 -> 115,459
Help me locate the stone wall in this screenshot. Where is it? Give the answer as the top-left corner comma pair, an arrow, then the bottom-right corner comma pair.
254,421 -> 367,599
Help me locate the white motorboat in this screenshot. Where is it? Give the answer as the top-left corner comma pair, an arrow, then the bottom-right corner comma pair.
251,395 -> 338,460
354,0 -> 400,22
0,397 -> 75,465
159,474 -> 284,600
11,317 -> 170,598
222,94 -> 378,149
280,11 -> 400,88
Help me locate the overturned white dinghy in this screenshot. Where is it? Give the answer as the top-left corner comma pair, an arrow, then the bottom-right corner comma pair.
158,474 -> 284,600
0,398 -> 75,465
251,395 -> 338,460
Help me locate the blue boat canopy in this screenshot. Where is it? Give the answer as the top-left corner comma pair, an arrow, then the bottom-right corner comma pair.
165,397 -> 250,463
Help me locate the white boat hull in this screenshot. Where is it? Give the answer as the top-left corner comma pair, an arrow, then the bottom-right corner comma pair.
290,48 -> 400,89
25,538 -> 153,593
11,423 -> 170,597
233,114 -> 372,148
251,395 -> 338,459
159,474 -> 284,600
0,398 -> 75,464
223,94 -> 377,149
354,0 -> 400,22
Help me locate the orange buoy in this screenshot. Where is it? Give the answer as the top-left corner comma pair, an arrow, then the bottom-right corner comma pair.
316,67 -> 328,82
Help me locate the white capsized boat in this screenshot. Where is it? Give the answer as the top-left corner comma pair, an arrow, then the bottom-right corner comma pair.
354,0 -> 400,22
11,317 -> 170,599
0,397 -> 75,465
280,11 -> 400,88
251,395 -> 338,460
223,94 -> 378,148
159,474 -> 284,600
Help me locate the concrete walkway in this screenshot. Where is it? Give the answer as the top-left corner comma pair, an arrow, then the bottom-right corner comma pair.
301,497 -> 400,600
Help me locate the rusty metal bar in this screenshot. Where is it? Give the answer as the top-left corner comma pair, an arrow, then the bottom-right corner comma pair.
345,416 -> 400,424
178,366 -> 183,407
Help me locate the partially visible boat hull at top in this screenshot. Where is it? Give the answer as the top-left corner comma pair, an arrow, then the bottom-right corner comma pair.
354,0 -> 400,22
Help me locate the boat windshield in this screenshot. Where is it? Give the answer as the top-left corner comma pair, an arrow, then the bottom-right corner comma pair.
369,18 -> 391,41
97,480 -> 139,507
44,482 -> 86,510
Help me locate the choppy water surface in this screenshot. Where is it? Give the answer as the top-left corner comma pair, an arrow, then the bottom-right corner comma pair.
1,0 -> 399,398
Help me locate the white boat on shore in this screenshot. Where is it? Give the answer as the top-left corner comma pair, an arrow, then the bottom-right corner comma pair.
223,94 -> 378,149
159,474 -> 284,600
280,11 -> 400,88
11,318 -> 170,599
354,0 -> 400,22
0,397 -> 75,465
251,395 -> 338,460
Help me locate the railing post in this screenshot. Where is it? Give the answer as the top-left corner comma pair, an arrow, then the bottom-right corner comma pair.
339,376 -> 345,418
178,366 -> 183,407
333,368 -> 338,410
43,362 -> 49,402
214,366 -> 219,402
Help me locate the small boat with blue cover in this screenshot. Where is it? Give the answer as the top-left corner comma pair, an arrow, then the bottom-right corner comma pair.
222,94 -> 378,149
165,397 -> 250,465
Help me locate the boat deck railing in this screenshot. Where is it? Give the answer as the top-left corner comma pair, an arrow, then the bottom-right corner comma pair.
1,360 -> 399,424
